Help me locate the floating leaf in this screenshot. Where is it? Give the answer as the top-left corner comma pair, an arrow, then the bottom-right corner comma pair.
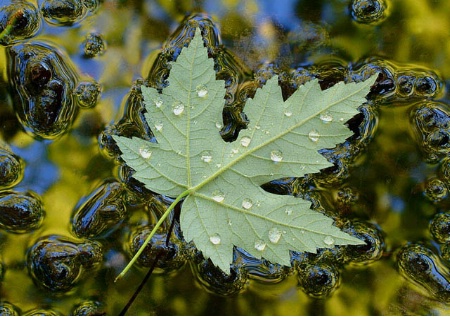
114,28 -> 377,274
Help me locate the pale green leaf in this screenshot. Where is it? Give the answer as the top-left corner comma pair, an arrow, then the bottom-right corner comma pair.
114,28 -> 377,274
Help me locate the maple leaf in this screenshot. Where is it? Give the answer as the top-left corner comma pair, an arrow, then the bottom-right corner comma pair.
113,28 -> 377,276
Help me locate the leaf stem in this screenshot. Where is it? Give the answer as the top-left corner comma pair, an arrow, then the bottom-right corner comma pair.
114,189 -> 191,282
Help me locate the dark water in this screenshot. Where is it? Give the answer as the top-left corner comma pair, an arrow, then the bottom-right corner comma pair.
1,0 -> 450,315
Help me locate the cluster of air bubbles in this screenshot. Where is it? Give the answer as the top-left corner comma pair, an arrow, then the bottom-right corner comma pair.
424,178 -> 448,203
349,58 -> 442,101
7,42 -> 80,139
74,80 -> 101,108
412,103 -> 450,163
350,0 -> 388,25
397,244 -> 450,302
71,181 -> 126,239
83,32 -> 107,57
41,0 -> 99,26
129,224 -> 185,271
0,2 -> 41,45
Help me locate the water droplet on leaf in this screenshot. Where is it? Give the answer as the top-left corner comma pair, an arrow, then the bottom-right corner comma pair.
196,85 -> 208,98
139,147 -> 152,159
284,111 -> 292,117
323,236 -> 335,246
172,102 -> 185,115
154,98 -> 163,108
268,227 -> 282,244
201,151 -> 212,163
215,122 -> 223,129
254,240 -> 266,251
308,129 -> 320,142
212,190 -> 225,202
270,150 -> 283,162
210,234 -> 221,245
242,198 -> 253,210
240,136 -> 251,147
155,122 -> 163,131
320,112 -> 333,123
285,208 -> 292,216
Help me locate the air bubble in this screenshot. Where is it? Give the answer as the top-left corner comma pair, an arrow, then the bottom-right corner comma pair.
320,112 -> 333,123
139,147 -> 152,159
172,102 -> 185,115
196,85 -> 208,98
209,234 -> 221,245
154,122 -> 163,131
240,136 -> 251,147
254,240 -> 266,251
308,130 -> 320,142
242,198 -> 253,210
212,190 -> 225,202
268,227 -> 282,244
323,236 -> 335,246
270,150 -> 283,162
